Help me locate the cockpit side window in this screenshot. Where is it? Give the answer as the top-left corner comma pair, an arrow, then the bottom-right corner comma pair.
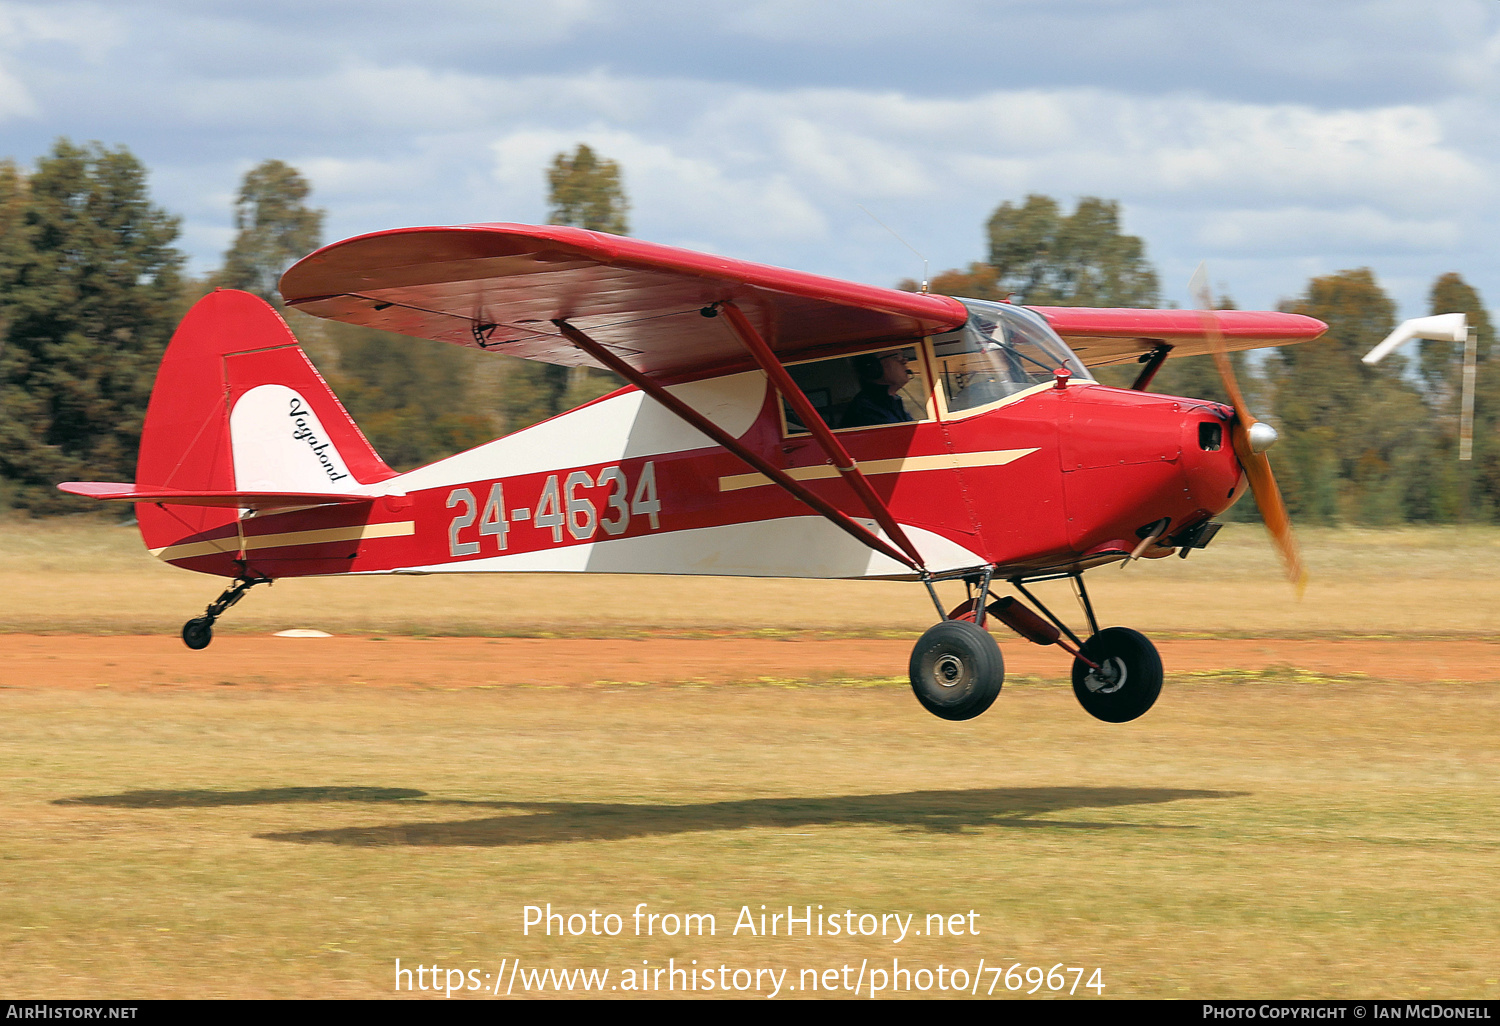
781,346 -> 930,436
932,299 -> 1092,415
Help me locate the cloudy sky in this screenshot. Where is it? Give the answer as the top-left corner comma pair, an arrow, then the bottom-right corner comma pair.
0,0 -> 1495,318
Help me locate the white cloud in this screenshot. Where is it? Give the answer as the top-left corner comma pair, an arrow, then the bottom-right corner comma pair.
0,2 -> 124,59
772,118 -> 933,198
0,1 -> 126,120
0,60 -> 36,121
252,78 -> 1493,314
725,0 -> 928,43
1196,207 -> 1463,255
932,92 -> 1485,214
488,128 -> 830,244
167,65 -> 509,134
1,1 -> 1494,318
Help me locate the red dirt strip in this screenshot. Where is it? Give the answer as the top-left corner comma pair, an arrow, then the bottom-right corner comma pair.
0,635 -> 1495,690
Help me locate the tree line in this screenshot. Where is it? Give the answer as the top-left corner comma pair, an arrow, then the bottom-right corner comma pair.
912,195 -> 1499,525
1,139 -> 1495,524
0,140 -> 627,511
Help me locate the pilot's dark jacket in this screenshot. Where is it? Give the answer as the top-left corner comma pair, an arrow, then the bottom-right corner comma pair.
839,385 -> 912,429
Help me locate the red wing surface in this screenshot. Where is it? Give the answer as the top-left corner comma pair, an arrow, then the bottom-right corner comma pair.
280,223 -> 967,380
1030,306 -> 1327,367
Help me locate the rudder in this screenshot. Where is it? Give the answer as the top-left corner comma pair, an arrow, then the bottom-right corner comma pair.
135,289 -> 393,556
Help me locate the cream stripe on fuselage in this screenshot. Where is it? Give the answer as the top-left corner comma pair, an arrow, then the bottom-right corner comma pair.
150,521 -> 415,562
717,448 -> 1039,493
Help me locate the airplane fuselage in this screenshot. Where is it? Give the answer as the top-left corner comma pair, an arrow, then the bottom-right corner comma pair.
145,358 -> 1245,583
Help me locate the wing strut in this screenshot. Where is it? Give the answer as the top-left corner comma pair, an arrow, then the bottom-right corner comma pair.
552,319 -> 923,572
717,301 -> 928,572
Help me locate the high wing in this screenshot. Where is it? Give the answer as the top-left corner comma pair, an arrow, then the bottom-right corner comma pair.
280,223 -> 968,380
280,222 -> 1323,375
1029,306 -> 1327,368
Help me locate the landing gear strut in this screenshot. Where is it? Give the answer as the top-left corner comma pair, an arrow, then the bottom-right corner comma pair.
910,569 -> 1005,721
911,568 -> 1163,723
181,575 -> 269,650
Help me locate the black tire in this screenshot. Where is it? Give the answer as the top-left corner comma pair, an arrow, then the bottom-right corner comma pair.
1072,627 -> 1162,723
909,620 -> 1004,721
182,617 -> 213,650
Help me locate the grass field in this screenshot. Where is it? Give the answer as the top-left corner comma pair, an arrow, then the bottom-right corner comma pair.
3,516 -> 1500,637
3,677 -> 1497,998
1,517 -> 1497,999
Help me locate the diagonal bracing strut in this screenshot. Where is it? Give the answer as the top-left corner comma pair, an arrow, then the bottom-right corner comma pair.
551,318 -> 923,572
716,301 -> 928,572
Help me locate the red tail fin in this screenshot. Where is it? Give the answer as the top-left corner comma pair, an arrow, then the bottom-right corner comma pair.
131,289 -> 393,560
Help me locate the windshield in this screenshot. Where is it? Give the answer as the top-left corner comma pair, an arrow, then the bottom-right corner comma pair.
932,299 -> 1092,414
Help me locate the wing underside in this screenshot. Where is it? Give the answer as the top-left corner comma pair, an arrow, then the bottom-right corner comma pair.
280,223 -> 969,380
279,223 -> 1324,377
1029,306 -> 1327,367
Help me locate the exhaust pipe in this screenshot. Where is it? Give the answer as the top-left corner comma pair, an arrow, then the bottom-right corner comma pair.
987,596 -> 1061,646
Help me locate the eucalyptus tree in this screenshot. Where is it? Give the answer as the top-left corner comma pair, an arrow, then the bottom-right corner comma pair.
0,140 -> 183,510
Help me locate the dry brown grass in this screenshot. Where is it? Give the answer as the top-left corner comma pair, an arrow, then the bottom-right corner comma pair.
3,517 -> 1497,998
1,673 -> 1496,998
3,516 -> 1498,638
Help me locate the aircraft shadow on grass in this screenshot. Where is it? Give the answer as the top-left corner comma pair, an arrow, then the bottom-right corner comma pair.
57,785 -> 1246,847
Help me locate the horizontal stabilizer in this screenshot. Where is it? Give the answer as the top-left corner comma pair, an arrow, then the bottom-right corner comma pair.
58,482 -> 374,509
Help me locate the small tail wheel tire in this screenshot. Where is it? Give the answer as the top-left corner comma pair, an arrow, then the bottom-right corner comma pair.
1072,626 -> 1162,723
182,617 -> 214,650
909,620 -> 1004,721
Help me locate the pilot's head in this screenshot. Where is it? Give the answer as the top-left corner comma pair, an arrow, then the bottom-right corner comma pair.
855,350 -> 914,392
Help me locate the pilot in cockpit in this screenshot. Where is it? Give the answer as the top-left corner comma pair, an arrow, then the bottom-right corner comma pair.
839,350 -> 916,428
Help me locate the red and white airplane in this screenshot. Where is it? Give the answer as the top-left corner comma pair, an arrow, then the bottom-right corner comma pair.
61,223 -> 1324,723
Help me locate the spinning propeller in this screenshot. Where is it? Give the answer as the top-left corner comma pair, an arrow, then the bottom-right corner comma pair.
1188,265 -> 1308,594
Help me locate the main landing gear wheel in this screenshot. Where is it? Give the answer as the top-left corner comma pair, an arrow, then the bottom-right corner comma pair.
1072,627 -> 1162,723
909,620 -> 1004,721
182,617 -> 213,651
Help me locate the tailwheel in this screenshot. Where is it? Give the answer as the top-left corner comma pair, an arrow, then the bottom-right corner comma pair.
909,620 -> 1004,721
1071,627 -> 1162,723
182,617 -> 213,650
179,575 -> 269,650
